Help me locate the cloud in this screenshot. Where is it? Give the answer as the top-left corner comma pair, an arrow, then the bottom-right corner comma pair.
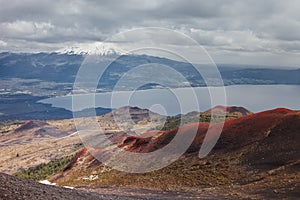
0,40 -> 7,47
0,0 -> 299,66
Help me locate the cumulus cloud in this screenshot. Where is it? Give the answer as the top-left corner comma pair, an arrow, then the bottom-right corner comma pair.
0,0 -> 299,66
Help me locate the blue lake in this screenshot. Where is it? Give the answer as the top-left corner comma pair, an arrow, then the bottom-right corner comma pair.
40,85 -> 300,115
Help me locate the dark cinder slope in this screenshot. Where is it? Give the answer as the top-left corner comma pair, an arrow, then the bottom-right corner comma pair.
0,172 -> 102,200
0,172 -> 155,200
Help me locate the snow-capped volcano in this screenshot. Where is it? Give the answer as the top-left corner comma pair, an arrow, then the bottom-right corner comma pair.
57,42 -> 128,56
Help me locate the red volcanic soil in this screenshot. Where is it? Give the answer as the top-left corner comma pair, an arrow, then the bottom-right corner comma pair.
245,109 -> 300,169
118,108 -> 298,156
64,146 -> 106,171
144,122 -> 210,153
63,108 -> 299,174
120,136 -> 152,152
213,108 -> 295,150
64,146 -> 93,171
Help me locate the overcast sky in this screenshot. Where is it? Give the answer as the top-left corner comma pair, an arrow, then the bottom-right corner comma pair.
0,0 -> 300,66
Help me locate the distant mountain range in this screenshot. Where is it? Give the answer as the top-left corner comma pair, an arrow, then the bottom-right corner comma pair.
1,52 -> 300,93
0,51 -> 300,121
57,42 -> 128,56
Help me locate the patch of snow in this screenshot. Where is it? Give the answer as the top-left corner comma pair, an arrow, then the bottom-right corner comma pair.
57,42 -> 128,56
63,186 -> 74,189
39,180 -> 56,186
